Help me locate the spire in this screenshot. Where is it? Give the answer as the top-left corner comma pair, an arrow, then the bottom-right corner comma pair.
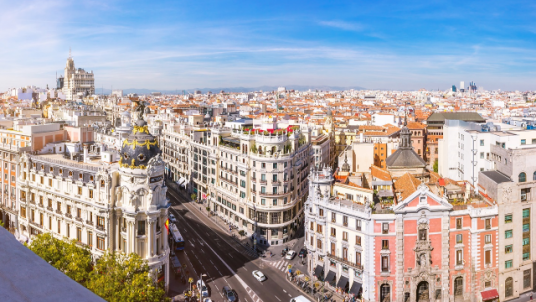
341,151 -> 350,172
69,47 -> 72,59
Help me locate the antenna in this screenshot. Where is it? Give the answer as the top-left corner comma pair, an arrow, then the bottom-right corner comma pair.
69,47 -> 72,59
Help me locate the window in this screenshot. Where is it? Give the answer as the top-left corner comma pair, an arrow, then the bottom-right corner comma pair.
382,240 -> 389,250
534,171 -> 536,181
77,208 -> 81,218
317,239 -> 322,249
523,208 -> 531,218
330,227 -> 336,237
138,221 -> 146,235
519,172 -> 527,183
76,227 -> 82,242
57,220 -> 61,234
240,180 -> 245,188
331,213 -> 336,223
356,219 -> 361,231
272,199 -> 277,206
480,152 -> 484,159
524,269 -> 531,289
524,223 -> 530,233
505,214 -> 512,223
20,206 -> 26,218
485,219 -> 491,229
505,230 -> 513,238
456,234 -> 462,244
456,218 -> 462,229
522,139 -> 527,145
89,189 -> 93,199
342,231 -> 348,241
456,250 -> 463,265
261,198 -> 266,205
480,139 -> 484,146
97,237 -> 105,250
78,186 -> 82,195
505,260 -> 513,269
356,252 -> 361,265
316,224 -> 323,234
485,250 -> 491,265
524,252 -> 531,261
240,191 -> 245,198
310,222 -> 314,231
382,223 -> 389,234
521,188 -> 530,201
505,245 -> 513,253
97,216 -> 105,228
381,256 -> 389,272
87,231 -> 92,247
343,216 -> 348,226
485,234 -> 491,244
319,209 -> 324,216
66,223 -> 70,237
273,163 -> 277,169
523,238 -> 530,246
356,236 -> 361,246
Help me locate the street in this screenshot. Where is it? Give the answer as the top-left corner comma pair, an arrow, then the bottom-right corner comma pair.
166,186 -> 307,302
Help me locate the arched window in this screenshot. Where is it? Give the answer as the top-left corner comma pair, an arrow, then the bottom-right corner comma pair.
519,172 -> 526,183
533,171 -> 536,181
505,277 -> 513,297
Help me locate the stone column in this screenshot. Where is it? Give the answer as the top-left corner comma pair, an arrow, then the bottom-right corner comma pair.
148,219 -> 153,258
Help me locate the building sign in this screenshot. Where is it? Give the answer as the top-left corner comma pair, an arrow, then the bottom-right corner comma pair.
150,176 -> 163,183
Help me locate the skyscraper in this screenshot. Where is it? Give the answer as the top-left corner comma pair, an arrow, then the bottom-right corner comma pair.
62,50 -> 95,100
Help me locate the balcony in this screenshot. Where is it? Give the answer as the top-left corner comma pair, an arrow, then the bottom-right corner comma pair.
327,254 -> 363,271
96,225 -> 105,232
121,227 -> 126,233
86,220 -> 94,226
38,203 -> 44,208
56,209 -> 62,215
65,213 -> 72,219
29,200 -> 35,205
75,217 -> 83,223
46,206 -> 53,212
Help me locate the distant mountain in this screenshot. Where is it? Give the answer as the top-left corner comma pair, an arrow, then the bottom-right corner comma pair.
95,85 -> 366,95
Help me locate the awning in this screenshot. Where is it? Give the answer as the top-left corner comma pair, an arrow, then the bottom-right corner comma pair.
336,275 -> 349,289
313,265 -> 324,277
481,289 -> 499,301
349,282 -> 362,295
325,270 -> 336,282
177,177 -> 185,185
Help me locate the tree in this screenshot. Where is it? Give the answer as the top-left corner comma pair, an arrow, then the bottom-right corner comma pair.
86,252 -> 169,302
433,159 -> 438,173
191,193 -> 197,202
27,233 -> 92,285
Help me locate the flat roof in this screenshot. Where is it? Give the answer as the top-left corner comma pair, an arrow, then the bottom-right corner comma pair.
481,170 -> 512,184
0,228 -> 104,302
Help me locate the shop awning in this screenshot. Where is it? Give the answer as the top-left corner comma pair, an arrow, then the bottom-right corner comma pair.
481,289 -> 499,301
336,275 -> 349,289
177,177 -> 186,185
313,265 -> 324,277
325,270 -> 336,282
349,282 -> 362,295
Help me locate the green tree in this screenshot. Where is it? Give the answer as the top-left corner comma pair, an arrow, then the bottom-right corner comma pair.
26,233 -> 92,285
433,159 -> 438,173
86,252 -> 169,302
191,193 -> 197,202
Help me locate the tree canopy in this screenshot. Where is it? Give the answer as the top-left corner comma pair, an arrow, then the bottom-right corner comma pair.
26,233 -> 92,284
27,233 -> 169,302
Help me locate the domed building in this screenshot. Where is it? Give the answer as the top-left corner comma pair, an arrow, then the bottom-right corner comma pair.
386,118 -> 427,179
17,115 -> 171,290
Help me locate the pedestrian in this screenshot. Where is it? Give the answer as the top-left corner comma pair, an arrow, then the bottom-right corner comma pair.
531,293 -> 533,301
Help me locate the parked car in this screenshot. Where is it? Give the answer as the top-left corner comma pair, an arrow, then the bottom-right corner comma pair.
169,213 -> 177,223
298,248 -> 307,258
285,250 -> 297,260
222,286 -> 237,302
197,279 -> 208,297
252,270 -> 266,282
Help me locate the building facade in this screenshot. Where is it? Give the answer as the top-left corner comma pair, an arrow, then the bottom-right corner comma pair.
62,53 -> 95,100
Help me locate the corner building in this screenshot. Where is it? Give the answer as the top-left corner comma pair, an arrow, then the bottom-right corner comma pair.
17,119 -> 170,289
305,168 -> 499,302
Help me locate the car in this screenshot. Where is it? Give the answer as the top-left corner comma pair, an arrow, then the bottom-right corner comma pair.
222,286 -> 237,302
197,279 -> 208,297
285,250 -> 297,260
169,213 -> 177,223
298,248 -> 307,258
290,295 -> 312,302
252,270 -> 266,282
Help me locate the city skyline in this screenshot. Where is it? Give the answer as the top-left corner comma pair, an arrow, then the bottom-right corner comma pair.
1,0 -> 536,92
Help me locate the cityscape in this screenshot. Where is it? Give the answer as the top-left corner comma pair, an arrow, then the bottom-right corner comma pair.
1,1 -> 536,302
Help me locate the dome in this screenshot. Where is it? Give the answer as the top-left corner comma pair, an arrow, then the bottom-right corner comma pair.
119,120 -> 161,169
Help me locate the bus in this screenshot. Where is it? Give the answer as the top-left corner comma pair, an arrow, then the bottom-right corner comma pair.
170,223 -> 185,251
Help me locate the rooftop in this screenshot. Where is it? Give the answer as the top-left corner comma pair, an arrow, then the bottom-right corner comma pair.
481,170 -> 512,184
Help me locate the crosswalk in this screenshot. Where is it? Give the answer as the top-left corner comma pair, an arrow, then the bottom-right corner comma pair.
245,287 -> 263,302
271,260 -> 291,272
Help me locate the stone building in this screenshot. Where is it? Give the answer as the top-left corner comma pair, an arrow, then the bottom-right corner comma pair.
62,51 -> 95,100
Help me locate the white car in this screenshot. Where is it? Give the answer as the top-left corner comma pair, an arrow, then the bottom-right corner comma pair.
169,213 -> 177,223
197,279 -> 209,297
285,250 -> 296,260
252,270 -> 266,282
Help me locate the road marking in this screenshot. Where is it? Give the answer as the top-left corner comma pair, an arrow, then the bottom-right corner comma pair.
288,294 -> 292,297
210,260 -> 214,265
283,289 -> 287,293
275,296 -> 281,301
243,267 -> 247,271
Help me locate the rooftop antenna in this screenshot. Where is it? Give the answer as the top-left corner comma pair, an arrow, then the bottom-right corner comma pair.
69,47 -> 72,59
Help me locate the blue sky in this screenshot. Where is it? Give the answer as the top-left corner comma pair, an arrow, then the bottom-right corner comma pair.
1,0 -> 536,91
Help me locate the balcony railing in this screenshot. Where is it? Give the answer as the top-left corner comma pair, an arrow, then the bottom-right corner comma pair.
327,254 -> 363,270
86,220 -> 94,226
96,225 -> 105,231
65,213 -> 72,219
